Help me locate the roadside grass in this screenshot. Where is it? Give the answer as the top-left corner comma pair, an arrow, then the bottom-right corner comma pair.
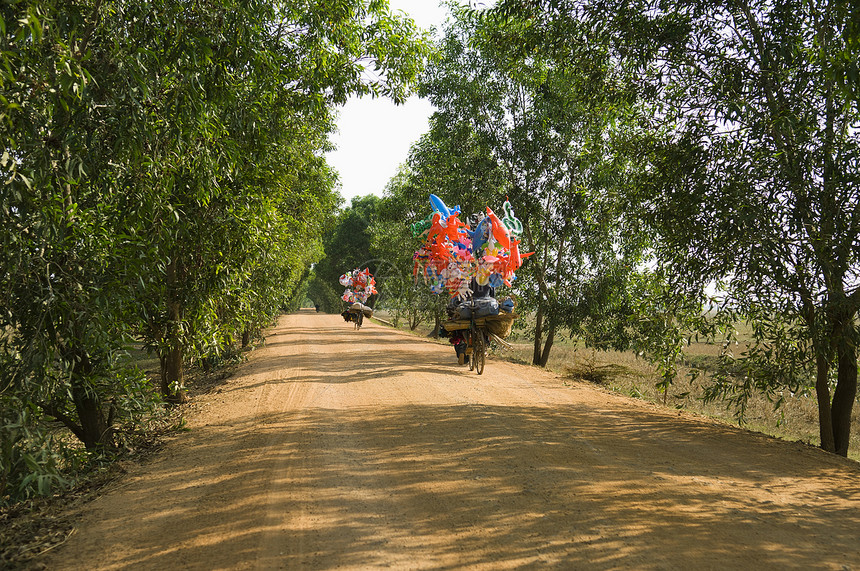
373,310 -> 860,462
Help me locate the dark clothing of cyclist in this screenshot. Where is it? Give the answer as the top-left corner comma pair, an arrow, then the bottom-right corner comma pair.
470,277 -> 495,300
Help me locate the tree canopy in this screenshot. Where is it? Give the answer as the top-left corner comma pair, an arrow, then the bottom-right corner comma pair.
0,0 -> 429,502
309,194 -> 383,313
491,0 -> 860,456
362,0 -> 860,458
404,5 -> 648,363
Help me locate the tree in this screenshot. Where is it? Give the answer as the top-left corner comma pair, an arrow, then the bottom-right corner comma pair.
370,168 -> 427,329
493,0 -> 860,455
417,5 -> 646,364
309,195 -> 382,313
0,0 -> 429,500
126,0 -> 429,401
631,0 -> 859,456
1,0 -> 167,450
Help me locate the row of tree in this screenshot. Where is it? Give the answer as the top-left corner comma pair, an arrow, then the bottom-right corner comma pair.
316,0 -> 860,458
0,0 -> 428,502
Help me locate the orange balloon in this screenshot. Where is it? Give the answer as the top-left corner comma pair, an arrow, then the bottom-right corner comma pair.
486,207 -> 511,250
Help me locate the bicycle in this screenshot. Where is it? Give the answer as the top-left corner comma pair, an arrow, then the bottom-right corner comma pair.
341,305 -> 364,329
444,302 -> 515,375
467,316 -> 489,375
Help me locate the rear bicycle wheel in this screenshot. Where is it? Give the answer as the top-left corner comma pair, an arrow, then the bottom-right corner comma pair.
474,329 -> 485,375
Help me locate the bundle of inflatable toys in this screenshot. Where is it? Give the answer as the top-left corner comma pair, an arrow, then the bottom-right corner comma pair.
339,268 -> 377,304
412,194 -> 533,299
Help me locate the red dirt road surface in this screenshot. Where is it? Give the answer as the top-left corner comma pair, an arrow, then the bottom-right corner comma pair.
39,310 -> 860,570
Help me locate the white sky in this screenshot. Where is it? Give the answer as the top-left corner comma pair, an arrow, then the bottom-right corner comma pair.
325,1 -> 450,203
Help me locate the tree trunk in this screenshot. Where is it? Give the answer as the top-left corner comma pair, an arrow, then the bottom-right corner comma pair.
55,145 -> 112,448
431,310 -> 441,338
815,353 -> 836,453
814,5 -> 852,456
242,330 -> 251,349
70,349 -> 113,449
160,342 -> 186,403
831,330 -> 858,456
72,378 -> 112,450
161,260 -> 187,403
539,318 -> 557,367
533,304 -> 544,365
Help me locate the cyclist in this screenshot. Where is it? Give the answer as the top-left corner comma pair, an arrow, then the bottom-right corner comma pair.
446,277 -> 496,365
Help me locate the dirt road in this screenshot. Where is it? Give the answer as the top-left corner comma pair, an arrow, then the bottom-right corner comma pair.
39,310 -> 860,570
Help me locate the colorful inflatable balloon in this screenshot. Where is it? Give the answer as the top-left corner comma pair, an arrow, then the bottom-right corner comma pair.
429,194 -> 460,219
411,195 -> 532,299
411,214 -> 434,237
468,216 -> 490,252
486,207 -> 511,250
501,199 -> 524,236
339,267 -> 377,304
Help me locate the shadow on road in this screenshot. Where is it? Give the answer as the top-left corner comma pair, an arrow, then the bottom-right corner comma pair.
41,312 -> 860,570
69,403 -> 860,570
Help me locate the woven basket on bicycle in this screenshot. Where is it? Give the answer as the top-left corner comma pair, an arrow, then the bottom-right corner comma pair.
481,311 -> 516,338
442,310 -> 517,339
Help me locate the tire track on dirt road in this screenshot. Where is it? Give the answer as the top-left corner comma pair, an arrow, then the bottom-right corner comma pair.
39,310 -> 860,570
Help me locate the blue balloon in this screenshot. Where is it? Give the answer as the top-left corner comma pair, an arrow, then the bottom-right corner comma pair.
429,194 -> 460,219
468,216 -> 490,252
